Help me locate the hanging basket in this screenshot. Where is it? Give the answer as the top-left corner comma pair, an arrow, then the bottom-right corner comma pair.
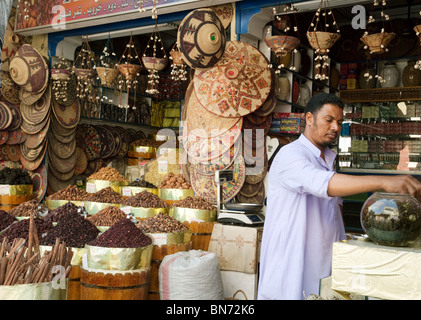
117,63 -> 142,81
72,67 -> 95,79
170,50 -> 184,65
141,56 -> 168,71
306,31 -> 340,54
96,67 -> 119,86
264,35 -> 300,57
360,32 -> 395,54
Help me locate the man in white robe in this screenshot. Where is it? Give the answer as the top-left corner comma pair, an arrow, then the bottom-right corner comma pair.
258,93 -> 421,300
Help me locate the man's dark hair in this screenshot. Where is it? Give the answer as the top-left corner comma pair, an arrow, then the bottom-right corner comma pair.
305,92 -> 344,116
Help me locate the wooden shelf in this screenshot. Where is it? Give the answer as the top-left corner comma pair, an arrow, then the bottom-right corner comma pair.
339,87 -> 421,103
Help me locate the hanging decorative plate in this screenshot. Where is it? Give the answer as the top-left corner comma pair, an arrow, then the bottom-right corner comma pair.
6,128 -> 26,145
49,159 -> 75,181
23,118 -> 49,149
52,99 -> 80,129
0,131 -> 8,145
245,151 -> 268,185
0,101 -> 13,130
253,80 -> 277,117
9,44 -> 49,93
177,8 -> 226,69
21,110 -> 50,135
96,125 -> 116,159
28,164 -> 47,202
236,182 -> 265,204
82,125 -> 101,161
193,41 -> 272,118
48,131 -> 76,160
20,142 -> 46,171
74,147 -> 88,175
50,113 -> 76,138
191,143 -> 241,176
106,125 -> 122,158
20,85 -> 51,125
211,3 -> 234,29
190,154 -> 246,204
4,102 -> 22,131
185,81 -> 240,138
19,83 -> 48,106
6,144 -> 22,162
20,138 -> 47,162
239,180 -> 264,198
47,145 -> 76,174
183,118 -> 242,162
47,168 -> 76,194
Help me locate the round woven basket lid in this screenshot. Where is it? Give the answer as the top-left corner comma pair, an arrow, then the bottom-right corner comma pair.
20,85 -> 51,125
2,101 -> 22,131
95,125 -> 116,159
49,158 -> 75,181
9,44 -> 49,93
50,112 -> 77,138
53,73 -> 77,106
243,112 -> 272,133
253,79 -> 277,117
47,167 -> 76,194
190,143 -> 241,176
19,84 -> 47,106
177,8 -> 226,69
78,124 -> 101,161
23,118 -> 49,149
239,179 -> 264,197
52,99 -> 80,129
0,131 -> 8,145
0,71 -> 20,105
74,147 -> 88,175
190,154 -> 246,204
48,130 -> 76,160
21,110 -> 50,135
6,144 -> 22,162
20,142 -> 46,171
28,164 -> 47,202
47,144 -> 76,174
106,125 -> 122,158
236,182 -> 265,204
211,3 -> 234,29
183,118 -> 242,162
185,80 -> 240,139
245,150 -> 268,184
0,101 -> 13,130
20,138 -> 47,162
6,128 -> 27,145
193,41 -> 272,118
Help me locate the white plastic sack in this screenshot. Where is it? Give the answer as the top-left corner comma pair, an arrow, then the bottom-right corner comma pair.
159,250 -> 224,300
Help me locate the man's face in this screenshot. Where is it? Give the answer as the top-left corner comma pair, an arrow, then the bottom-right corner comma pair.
305,103 -> 344,150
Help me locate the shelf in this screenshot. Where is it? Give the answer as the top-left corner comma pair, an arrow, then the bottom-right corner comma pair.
79,117 -> 180,131
276,98 -> 306,109
339,86 -> 421,103
339,168 -> 421,175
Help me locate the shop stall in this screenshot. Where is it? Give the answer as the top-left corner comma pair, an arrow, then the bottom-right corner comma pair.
1,0 -> 421,301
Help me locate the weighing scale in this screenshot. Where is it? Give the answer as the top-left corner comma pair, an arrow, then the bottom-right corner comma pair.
215,170 -> 265,226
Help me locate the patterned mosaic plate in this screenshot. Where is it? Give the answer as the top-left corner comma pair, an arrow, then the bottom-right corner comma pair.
6,128 -> 27,145
185,81 -> 240,139
193,41 -> 272,118
190,154 -> 246,204
177,8 -> 226,69
0,131 -> 8,145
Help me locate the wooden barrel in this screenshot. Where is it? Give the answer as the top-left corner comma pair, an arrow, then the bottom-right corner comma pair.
67,265 -> 81,300
80,267 -> 151,300
183,221 -> 216,251
148,241 -> 192,300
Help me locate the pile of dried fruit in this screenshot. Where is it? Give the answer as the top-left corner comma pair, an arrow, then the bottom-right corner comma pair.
88,219 -> 152,248
172,196 -> 216,210
46,185 -> 90,201
136,212 -> 189,233
85,187 -> 124,204
87,206 -> 127,227
88,167 -> 128,182
159,173 -> 191,189
122,190 -> 169,208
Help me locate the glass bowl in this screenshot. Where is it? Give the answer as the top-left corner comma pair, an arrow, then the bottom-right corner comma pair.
360,192 -> 421,247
